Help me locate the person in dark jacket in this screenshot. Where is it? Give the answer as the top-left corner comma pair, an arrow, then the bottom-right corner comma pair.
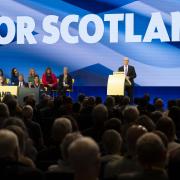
0,129 -> 43,180
11,68 -> 19,85
58,67 -> 72,96
118,57 -> 136,104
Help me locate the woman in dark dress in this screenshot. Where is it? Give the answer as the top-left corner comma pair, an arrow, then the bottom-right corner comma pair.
11,68 -> 19,85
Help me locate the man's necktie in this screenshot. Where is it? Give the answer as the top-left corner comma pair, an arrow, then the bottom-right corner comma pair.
125,66 -> 128,75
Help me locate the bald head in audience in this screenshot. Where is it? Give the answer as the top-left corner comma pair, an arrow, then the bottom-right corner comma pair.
0,129 -> 19,160
68,137 -> 100,180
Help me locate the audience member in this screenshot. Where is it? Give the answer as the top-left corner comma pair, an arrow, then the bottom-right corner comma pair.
22,105 -> 44,150
168,147 -> 180,180
117,133 -> 168,180
6,125 -> 35,168
168,106 -> 180,139
121,106 -> 139,138
104,118 -> 122,134
48,132 -> 82,173
150,111 -> 163,124
102,130 -> 123,161
83,104 -> 108,143
0,103 -> 9,127
2,117 -> 37,161
68,137 -> 100,180
0,129 -> 43,179
137,115 -> 155,132
101,130 -> 123,179
154,98 -> 164,112
104,125 -> 147,179
36,117 -> 72,170
156,116 -> 180,154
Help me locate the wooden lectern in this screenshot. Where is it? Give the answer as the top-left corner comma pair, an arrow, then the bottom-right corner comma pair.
107,72 -> 131,96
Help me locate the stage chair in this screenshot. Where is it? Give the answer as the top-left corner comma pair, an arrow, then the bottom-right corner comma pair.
6,78 -> 11,85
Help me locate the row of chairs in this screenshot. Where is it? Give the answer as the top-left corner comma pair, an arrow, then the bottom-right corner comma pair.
3,78 -> 75,97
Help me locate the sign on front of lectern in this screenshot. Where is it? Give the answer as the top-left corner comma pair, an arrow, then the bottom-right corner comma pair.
107,72 -> 126,96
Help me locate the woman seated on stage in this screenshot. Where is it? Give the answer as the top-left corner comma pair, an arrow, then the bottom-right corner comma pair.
28,68 -> 37,84
31,75 -> 44,90
11,68 -> 19,85
0,75 -> 7,86
58,67 -> 72,96
42,67 -> 57,90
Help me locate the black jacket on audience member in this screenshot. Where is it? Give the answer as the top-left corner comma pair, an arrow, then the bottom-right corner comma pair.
0,158 -> 43,180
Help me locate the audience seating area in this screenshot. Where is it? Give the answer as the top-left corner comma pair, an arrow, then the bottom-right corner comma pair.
0,93 -> 180,180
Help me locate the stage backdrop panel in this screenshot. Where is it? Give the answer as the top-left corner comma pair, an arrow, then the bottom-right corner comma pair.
0,0 -> 180,87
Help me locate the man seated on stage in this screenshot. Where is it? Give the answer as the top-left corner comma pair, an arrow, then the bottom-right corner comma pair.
58,67 -> 72,96
42,67 -> 58,90
18,74 -> 28,88
118,57 -> 136,104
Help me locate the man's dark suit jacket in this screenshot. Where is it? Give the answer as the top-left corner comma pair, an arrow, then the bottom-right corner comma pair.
118,65 -> 136,84
18,81 -> 29,88
58,74 -> 73,90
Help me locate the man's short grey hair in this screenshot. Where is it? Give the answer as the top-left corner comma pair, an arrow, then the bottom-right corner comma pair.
0,129 -> 19,159
22,105 -> 33,120
102,130 -> 122,154
68,137 -> 100,171
64,67 -> 68,71
123,57 -> 129,61
136,132 -> 166,166
123,106 -> 139,123
61,132 -> 82,160
52,118 -> 72,142
0,103 -> 9,118
18,74 -> 24,78
92,104 -> 108,124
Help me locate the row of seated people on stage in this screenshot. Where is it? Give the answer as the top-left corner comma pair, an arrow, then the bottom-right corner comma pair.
0,67 -> 73,95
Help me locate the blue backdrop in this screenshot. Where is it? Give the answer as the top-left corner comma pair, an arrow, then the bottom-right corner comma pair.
0,0 -> 180,89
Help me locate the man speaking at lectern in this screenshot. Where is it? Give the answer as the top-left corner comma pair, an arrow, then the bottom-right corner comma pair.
118,57 -> 136,104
